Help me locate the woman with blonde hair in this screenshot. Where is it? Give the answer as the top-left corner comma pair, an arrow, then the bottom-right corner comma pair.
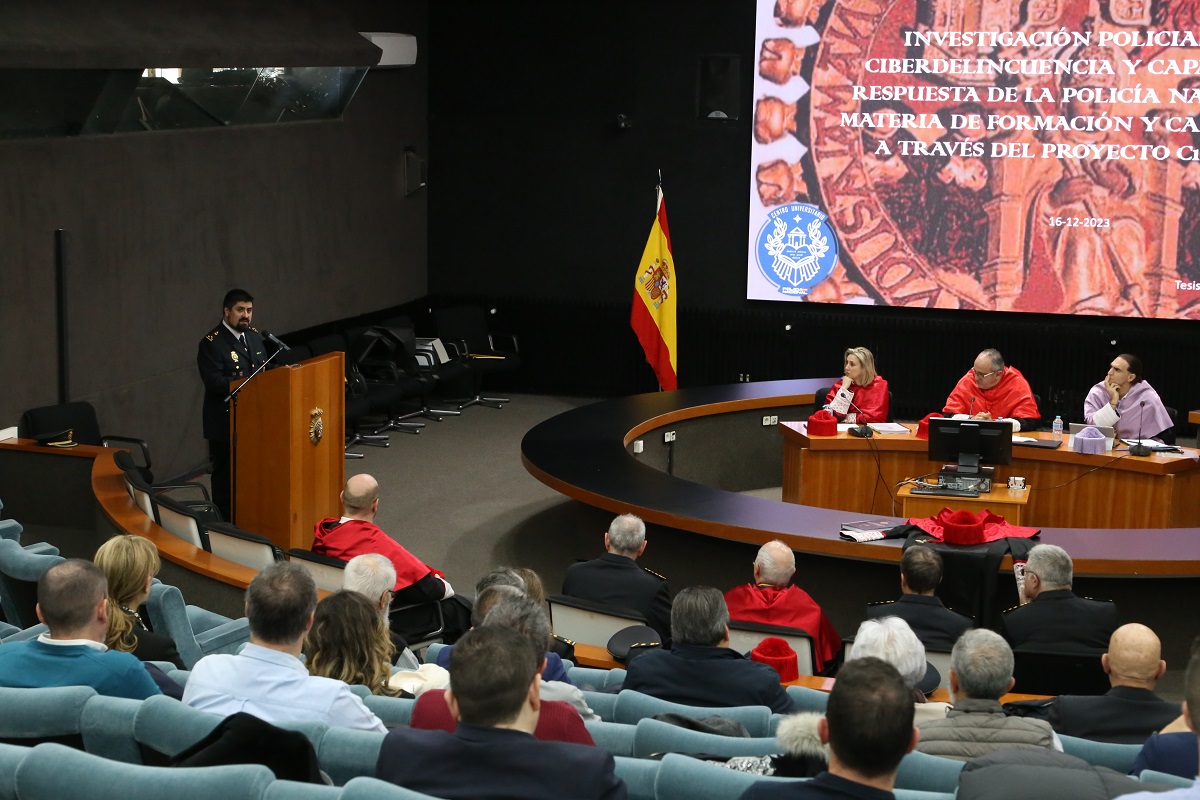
823,346 -> 890,424
305,590 -> 401,696
93,534 -> 184,669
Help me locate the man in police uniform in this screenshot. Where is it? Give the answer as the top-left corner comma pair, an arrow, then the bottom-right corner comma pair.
1000,544 -> 1117,654
562,513 -> 672,644
197,289 -> 266,521
866,545 -> 974,651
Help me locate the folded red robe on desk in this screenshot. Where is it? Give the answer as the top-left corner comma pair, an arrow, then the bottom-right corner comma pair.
909,508 -> 1039,545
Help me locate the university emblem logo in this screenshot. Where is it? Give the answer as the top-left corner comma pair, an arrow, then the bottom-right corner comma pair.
755,203 -> 839,296
638,257 -> 672,309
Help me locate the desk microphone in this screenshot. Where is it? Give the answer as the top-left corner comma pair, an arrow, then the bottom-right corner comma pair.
844,396 -> 874,438
1129,400 -> 1151,457
262,331 -> 291,352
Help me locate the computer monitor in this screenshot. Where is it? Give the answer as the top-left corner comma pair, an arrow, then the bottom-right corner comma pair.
926,418 -> 1013,474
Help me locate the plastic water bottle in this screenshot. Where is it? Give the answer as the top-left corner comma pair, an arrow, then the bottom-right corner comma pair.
1052,415 -> 1063,442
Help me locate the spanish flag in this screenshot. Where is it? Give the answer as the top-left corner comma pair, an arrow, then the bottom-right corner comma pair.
631,186 -> 677,390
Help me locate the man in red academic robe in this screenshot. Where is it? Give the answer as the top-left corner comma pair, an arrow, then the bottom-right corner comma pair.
942,348 -> 1041,431
313,473 -> 469,642
724,540 -> 841,673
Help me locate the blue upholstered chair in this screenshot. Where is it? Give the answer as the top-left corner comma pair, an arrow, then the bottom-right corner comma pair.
13,742 -> 275,800
580,690 -> 618,721
894,749 -> 964,793
653,753 -> 802,800
613,690 -> 772,737
313,728 -> 385,786
1,624 -> 47,643
785,684 -> 830,712
0,686 -> 95,749
144,582 -> 250,669
79,695 -> 144,764
0,741 -> 31,800
1138,770 -> 1195,789
132,694 -> 224,764
260,782 -> 339,800
583,719 -> 637,757
0,621 -> 19,639
1059,734 -> 1142,773
613,755 -> 660,800
361,695 -> 416,728
0,539 -> 63,629
632,717 -> 780,759
341,776 -> 447,800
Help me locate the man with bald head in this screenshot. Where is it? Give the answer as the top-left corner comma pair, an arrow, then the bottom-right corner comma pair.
724,540 -> 841,673
1044,623 -> 1181,743
943,349 -> 1040,431
313,473 -> 469,642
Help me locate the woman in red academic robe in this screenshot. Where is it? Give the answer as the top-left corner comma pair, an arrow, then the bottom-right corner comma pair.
823,347 -> 889,424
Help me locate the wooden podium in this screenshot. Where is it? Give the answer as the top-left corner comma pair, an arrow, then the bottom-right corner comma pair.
230,352 -> 345,551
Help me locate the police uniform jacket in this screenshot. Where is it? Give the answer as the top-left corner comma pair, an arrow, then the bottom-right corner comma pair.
1000,589 -> 1117,654
562,553 -> 672,643
197,324 -> 266,440
866,594 -> 974,651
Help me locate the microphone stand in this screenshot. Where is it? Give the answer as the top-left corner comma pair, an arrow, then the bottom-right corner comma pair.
1128,400 -> 1151,457
829,388 -> 875,438
224,343 -> 288,522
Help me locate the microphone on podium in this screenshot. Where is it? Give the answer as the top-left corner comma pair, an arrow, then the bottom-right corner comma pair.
1128,400 -> 1151,457
262,330 -> 291,352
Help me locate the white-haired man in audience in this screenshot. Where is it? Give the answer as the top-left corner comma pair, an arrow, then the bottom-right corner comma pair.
725,540 -> 841,673
916,629 -> 1058,761
623,586 -> 795,713
1000,544 -> 1117,654
562,513 -> 672,643
739,658 -> 919,800
849,617 -> 949,722
183,561 -> 386,732
344,553 -> 419,669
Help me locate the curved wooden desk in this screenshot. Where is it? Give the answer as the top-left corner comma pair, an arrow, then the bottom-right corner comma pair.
782,422 -> 1200,529
0,439 -> 257,618
521,381 -> 1200,578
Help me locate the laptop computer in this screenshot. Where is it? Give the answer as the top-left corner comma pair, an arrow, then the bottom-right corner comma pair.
1068,423 -> 1115,451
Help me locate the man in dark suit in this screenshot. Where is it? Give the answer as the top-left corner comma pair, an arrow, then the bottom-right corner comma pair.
867,545 -> 973,651
1044,623 -> 1181,743
562,513 -> 672,643
376,625 -> 625,800
196,288 -> 266,521
622,586 -> 795,713
1000,544 -> 1118,654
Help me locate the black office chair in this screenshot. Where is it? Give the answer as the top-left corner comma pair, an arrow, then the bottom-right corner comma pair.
433,306 -> 520,410
1162,406 -> 1178,446
307,335 -> 396,454
18,401 -> 153,483
1011,649 -> 1110,696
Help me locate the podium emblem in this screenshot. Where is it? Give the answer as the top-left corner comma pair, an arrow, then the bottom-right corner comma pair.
309,407 -> 324,445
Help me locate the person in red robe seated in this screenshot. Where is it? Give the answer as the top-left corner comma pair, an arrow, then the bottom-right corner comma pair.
313,473 -> 470,643
942,348 -> 1041,432
823,346 -> 889,424
724,540 -> 841,673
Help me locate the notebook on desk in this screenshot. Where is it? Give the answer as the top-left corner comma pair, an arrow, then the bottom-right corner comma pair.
1013,438 -> 1062,450
1068,423 -> 1115,451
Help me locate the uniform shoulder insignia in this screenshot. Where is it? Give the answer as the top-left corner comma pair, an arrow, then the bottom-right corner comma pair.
205,329 -> 220,341
642,566 -> 666,580
1000,604 -> 1022,614
250,326 -> 260,333
552,633 -> 576,646
866,599 -> 896,607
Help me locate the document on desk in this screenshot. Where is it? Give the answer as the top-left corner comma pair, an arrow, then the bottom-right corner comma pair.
866,423 -> 910,434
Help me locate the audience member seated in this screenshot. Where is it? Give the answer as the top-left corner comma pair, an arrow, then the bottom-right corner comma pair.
413,593 -> 596,743
739,657 -> 918,800
0,559 -> 161,699
183,561 -> 386,732
514,565 -> 576,662
724,540 -> 841,673
305,590 -> 404,697
1000,544 -> 1117,654
312,473 -> 470,643
623,586 -> 795,713
376,626 -> 625,800
849,617 -> 949,723
866,545 -> 973,651
942,348 -> 1040,431
94,534 -> 185,669
1042,623 -> 1181,744
343,553 -> 419,669
1120,642 -> 1200,798
562,513 -> 672,644
916,629 -> 1057,761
